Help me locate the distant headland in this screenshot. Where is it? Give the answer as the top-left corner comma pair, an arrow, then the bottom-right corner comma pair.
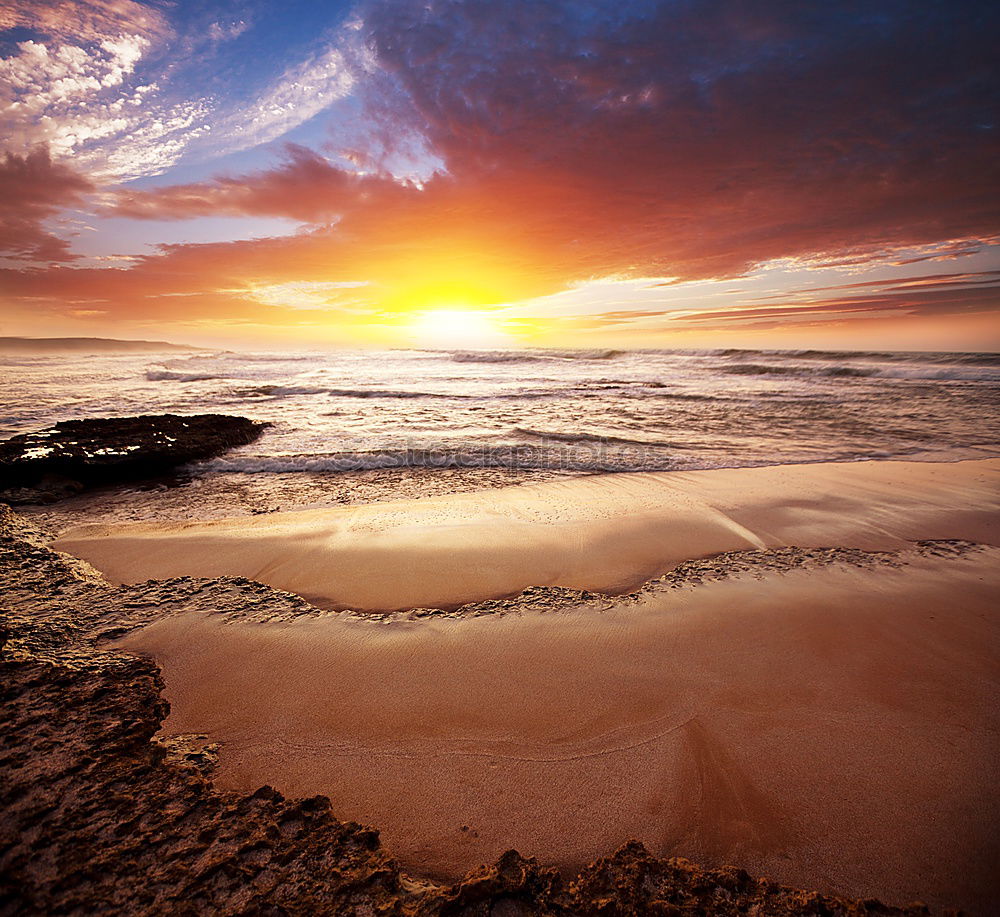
0,337 -> 202,353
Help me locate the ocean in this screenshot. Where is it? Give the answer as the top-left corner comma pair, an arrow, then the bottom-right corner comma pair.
3,347 -> 1000,476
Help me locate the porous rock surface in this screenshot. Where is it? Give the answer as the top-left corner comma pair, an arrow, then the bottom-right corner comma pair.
0,414 -> 267,503
0,505 -> 939,915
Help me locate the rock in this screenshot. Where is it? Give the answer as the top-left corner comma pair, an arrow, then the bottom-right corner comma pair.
0,414 -> 268,504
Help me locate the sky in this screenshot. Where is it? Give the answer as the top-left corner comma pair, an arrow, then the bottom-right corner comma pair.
1,0 -> 998,351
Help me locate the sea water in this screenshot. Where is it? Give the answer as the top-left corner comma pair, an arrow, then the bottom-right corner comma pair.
3,347 -> 999,475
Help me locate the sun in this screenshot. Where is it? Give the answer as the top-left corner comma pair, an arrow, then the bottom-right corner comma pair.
408,309 -> 511,348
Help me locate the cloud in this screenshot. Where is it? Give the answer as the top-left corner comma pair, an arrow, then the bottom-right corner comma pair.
0,5 -> 215,182
203,44 -> 357,159
594,271 -> 1000,333
0,0 -> 170,44
0,147 -> 94,262
108,143 -> 398,222
766,271 -> 1000,298
689,281 -> 1000,324
101,1 -> 1000,276
0,1 -> 359,182
5,0 -> 1000,339
207,20 -> 251,44
361,0 -> 999,276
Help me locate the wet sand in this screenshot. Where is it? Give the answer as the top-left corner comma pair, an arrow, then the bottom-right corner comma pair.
117,548 -> 1000,912
21,465 -> 566,538
56,458 -> 1000,610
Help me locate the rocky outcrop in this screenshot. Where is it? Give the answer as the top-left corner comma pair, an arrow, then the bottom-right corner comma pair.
0,414 -> 267,503
0,505 -> 941,915
0,649 -> 411,915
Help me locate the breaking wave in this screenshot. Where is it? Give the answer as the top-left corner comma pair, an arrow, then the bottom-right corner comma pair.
720,363 -> 876,378
12,343 -> 996,479
232,385 -> 470,399
145,370 -> 224,382
512,427 -> 674,448
874,365 -> 1000,381
200,445 -> 681,475
713,348 -> 1000,365
719,362 -> 999,381
219,352 -> 318,362
449,348 -> 626,364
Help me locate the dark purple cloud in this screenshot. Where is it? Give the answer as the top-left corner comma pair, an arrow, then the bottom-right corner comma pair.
0,147 -> 94,262
106,1 -> 1000,278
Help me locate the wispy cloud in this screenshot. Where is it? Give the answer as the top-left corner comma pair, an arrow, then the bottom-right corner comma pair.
205,43 -> 357,158
0,1 -> 362,182
0,33 -> 224,181
581,271 -> 1000,332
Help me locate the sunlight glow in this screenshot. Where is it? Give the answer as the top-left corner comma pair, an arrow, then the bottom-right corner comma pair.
408,309 -> 512,348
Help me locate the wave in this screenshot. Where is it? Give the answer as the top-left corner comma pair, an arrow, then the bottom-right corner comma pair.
722,362 -> 877,378
564,382 -> 723,399
566,378 -> 667,390
721,363 -> 814,377
944,352 -> 1000,366
449,351 -> 545,364
714,347 -> 1000,366
874,366 -> 1000,381
161,350 -> 317,364
146,369 -> 223,382
720,362 -> 997,381
323,387 -> 451,399
230,384 -> 604,401
719,364 -> 875,378
233,384 -> 465,399
233,384 -> 330,397
715,348 -> 899,363
200,445 -> 680,475
193,445 -> 1000,478
822,366 -> 877,377
449,348 -> 626,364
512,427 -> 674,448
783,349 -> 1000,366
552,348 -> 626,361
149,370 -> 726,400
219,351 -> 318,362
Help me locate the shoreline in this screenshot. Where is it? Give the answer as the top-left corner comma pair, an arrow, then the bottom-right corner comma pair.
53,458 -> 1000,611
19,446 -> 999,537
19,465 -> 569,538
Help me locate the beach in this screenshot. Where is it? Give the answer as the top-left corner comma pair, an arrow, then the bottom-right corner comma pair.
3,348 -> 1000,913
39,458 -> 1000,912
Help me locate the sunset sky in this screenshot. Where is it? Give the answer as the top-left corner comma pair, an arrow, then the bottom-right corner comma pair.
1,0 -> 998,350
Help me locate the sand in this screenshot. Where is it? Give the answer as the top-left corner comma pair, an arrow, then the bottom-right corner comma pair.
117,548 -> 1000,913
55,458 -> 1000,610
55,457 -> 1000,911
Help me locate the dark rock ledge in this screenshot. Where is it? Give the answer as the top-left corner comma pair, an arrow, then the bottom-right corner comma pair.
0,414 -> 267,504
0,505 -> 941,915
